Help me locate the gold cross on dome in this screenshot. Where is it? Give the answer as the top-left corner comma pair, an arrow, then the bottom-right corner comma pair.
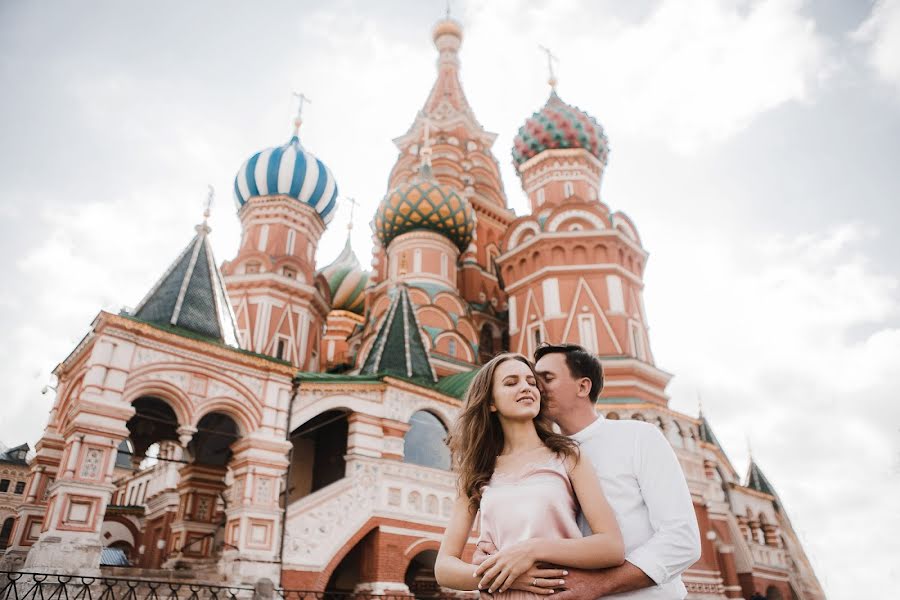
538,45 -> 559,91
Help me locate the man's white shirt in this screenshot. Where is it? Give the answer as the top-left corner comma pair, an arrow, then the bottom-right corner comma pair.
572,416 -> 701,600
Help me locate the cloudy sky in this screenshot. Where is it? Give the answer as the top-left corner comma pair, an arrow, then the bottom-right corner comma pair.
2,0 -> 898,596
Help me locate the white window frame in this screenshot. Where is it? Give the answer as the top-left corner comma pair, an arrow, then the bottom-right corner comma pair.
440,253 -> 448,278
275,335 -> 291,362
286,229 -> 296,255
508,295 -> 518,334
257,224 -> 269,252
563,181 -> 574,198
542,278 -> 562,317
414,248 -> 422,273
536,188 -> 545,206
526,322 -> 544,358
606,275 -> 625,313
578,313 -> 598,353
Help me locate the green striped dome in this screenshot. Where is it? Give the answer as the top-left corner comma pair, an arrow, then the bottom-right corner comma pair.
318,237 -> 370,315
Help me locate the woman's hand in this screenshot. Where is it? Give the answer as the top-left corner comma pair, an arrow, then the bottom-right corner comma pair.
475,539 -> 545,593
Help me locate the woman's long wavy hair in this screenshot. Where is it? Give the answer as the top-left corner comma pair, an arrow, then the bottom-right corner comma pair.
447,353 -> 579,511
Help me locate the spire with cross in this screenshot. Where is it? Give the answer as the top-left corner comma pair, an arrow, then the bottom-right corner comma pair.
292,91 -> 311,138
198,185 -> 214,233
538,45 -> 559,91
344,196 -> 359,231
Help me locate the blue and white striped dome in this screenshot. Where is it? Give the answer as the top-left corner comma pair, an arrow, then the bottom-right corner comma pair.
233,135 -> 338,224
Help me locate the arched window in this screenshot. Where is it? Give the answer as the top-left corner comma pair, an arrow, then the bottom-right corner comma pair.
0,517 -> 14,550
479,325 -> 495,364
404,411 -> 450,470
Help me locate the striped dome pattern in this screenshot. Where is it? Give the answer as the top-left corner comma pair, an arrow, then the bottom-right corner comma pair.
234,136 -> 338,224
374,181 -> 475,252
318,238 -> 370,315
512,92 -> 609,167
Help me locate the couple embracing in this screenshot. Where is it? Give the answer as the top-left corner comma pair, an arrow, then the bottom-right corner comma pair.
435,344 -> 701,600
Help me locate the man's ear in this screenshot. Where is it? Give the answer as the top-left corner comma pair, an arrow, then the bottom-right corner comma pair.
577,377 -> 592,399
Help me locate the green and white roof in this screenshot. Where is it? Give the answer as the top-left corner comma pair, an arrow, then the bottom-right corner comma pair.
132,223 -> 240,347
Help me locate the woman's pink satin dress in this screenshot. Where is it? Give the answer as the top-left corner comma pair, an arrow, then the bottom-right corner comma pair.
478,454 -> 582,600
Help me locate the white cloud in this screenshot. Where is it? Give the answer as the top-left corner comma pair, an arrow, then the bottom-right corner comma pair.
0,3 -> 891,598
647,222 -> 900,598
464,0 -> 830,154
853,0 -> 900,92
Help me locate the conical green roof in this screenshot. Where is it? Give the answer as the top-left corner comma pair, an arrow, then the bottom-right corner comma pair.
745,460 -> 778,496
360,286 -> 436,382
133,223 -> 240,347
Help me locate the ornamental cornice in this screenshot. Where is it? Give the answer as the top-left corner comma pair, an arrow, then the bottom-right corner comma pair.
238,195 -> 326,236
517,147 -> 606,174
99,312 -> 294,378
54,324 -> 97,377
501,227 -> 648,261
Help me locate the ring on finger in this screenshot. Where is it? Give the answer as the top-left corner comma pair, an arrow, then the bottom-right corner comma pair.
532,578 -> 537,587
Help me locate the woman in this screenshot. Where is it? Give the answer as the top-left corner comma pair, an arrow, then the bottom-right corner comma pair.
435,353 -> 624,597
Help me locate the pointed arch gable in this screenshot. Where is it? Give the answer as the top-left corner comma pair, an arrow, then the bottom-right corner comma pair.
560,278 -> 623,354
432,292 -> 465,316
194,398 -> 257,436
433,331 -> 474,362
515,288 -> 545,355
121,380 -> 193,427
415,306 -> 454,331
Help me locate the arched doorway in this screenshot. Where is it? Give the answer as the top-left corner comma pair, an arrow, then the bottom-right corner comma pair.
325,530 -> 366,594
288,410 -> 349,503
166,411 -> 240,568
406,549 -> 440,599
120,396 -> 183,568
403,411 -> 450,470
127,397 -> 180,468
0,517 -> 14,550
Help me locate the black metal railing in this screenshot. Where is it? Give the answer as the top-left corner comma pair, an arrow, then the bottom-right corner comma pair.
0,572 -> 463,600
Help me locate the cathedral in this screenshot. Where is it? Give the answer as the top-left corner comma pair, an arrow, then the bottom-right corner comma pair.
0,16 -> 825,600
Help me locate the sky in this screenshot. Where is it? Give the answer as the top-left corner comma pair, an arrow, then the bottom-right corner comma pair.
1,0 -> 898,596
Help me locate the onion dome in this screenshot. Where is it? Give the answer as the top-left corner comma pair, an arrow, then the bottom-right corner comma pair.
512,91 -> 609,167
318,236 -> 370,315
233,135 -> 338,225
374,178 -> 475,252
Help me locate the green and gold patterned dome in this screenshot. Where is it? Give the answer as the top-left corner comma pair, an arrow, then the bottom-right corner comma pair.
374,180 -> 475,252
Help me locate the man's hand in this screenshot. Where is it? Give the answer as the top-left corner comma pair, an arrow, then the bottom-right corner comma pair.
552,568 -> 602,600
554,563 -> 656,600
473,541 -> 567,595
475,539 -> 540,592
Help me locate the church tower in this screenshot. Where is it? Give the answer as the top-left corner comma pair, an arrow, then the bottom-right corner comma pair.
356,16 -> 516,375
499,75 -> 671,404
363,16 -> 515,369
221,103 -> 337,370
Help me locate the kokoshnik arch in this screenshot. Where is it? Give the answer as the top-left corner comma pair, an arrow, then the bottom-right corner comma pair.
0,15 -> 825,600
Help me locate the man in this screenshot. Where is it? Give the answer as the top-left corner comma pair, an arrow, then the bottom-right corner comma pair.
477,343 -> 701,599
